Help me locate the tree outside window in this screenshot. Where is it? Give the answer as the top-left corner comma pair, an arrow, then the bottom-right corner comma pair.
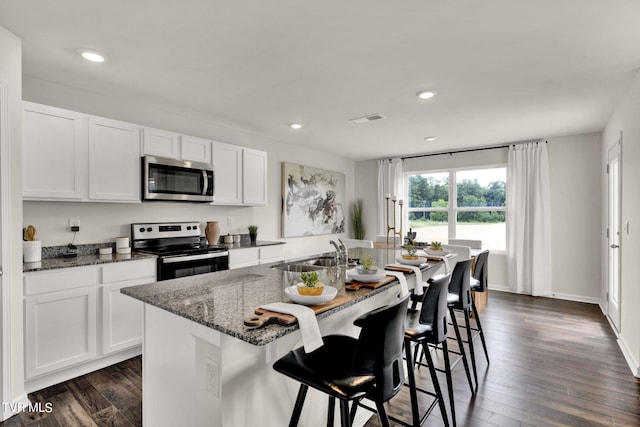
406,167 -> 506,251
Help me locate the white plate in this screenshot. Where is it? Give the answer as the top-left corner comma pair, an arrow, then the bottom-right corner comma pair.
424,248 -> 451,256
395,256 -> 428,266
284,285 -> 338,305
347,268 -> 387,283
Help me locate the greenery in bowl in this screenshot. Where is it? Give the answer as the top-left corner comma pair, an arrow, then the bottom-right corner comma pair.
357,256 -> 377,274
298,271 -> 324,295
429,241 -> 443,251
248,225 -> 258,234
402,244 -> 419,260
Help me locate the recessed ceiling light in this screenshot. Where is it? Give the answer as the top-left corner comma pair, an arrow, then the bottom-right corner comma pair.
78,48 -> 105,63
417,90 -> 436,100
424,137 -> 436,142
290,123 -> 303,129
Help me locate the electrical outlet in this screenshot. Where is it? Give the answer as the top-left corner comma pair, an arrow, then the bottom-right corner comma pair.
226,217 -> 232,227
205,359 -> 220,397
69,219 -> 80,232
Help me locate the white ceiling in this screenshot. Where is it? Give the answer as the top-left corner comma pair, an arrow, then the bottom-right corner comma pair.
2,0 -> 640,160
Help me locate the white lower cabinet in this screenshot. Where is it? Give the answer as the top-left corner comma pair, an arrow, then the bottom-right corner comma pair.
23,258 -> 156,391
25,286 -> 98,379
229,245 -> 284,269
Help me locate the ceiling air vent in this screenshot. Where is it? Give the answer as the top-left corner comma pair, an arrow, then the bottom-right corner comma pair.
349,113 -> 385,124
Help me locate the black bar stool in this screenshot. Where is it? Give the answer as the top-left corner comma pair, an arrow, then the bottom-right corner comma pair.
404,274 -> 453,426
446,258 -> 477,393
273,294 -> 410,427
470,250 -> 490,363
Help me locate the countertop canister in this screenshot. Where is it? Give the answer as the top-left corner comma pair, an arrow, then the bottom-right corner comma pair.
205,221 -> 221,245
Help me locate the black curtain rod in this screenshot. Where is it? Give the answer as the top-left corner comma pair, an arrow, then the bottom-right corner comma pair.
397,140 -> 548,161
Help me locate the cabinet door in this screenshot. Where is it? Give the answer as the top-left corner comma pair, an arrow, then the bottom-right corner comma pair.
25,287 -> 97,378
212,141 -> 243,205
101,283 -> 143,354
243,148 -> 268,206
142,127 -> 180,158
259,245 -> 284,265
101,259 -> 155,354
88,117 -> 141,202
228,247 -> 260,269
22,102 -> 88,200
181,135 -> 212,164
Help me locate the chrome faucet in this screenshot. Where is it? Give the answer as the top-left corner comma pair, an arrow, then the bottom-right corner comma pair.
330,239 -> 348,265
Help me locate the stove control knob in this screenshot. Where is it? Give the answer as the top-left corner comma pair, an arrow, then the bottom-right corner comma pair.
186,226 -> 191,230
147,227 -> 152,232
139,227 -> 145,233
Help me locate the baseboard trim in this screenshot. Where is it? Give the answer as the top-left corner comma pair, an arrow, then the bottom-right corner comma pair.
616,335 -> 640,378
550,292 -> 601,305
1,392 -> 30,422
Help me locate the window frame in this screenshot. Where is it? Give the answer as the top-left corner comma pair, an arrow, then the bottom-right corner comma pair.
404,164 -> 507,253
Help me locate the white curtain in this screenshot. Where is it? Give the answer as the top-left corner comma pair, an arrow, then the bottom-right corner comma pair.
377,158 -> 403,236
507,142 -> 552,296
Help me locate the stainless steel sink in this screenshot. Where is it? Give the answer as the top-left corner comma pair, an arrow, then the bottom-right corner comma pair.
300,256 -> 337,267
272,263 -> 325,273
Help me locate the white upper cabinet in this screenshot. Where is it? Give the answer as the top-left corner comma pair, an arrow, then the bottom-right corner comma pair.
243,148 -> 268,206
212,141 -> 243,205
23,102 -> 88,200
180,135 -> 212,164
142,127 -> 180,158
88,117 -> 141,202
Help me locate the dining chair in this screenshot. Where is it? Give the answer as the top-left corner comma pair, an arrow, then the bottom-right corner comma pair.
446,258 -> 477,393
469,250 -> 490,363
273,294 -> 410,427
405,274 -> 454,426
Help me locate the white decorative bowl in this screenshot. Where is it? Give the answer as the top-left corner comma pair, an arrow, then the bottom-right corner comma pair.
425,248 -> 451,256
395,256 -> 428,266
347,268 -> 386,283
285,285 -> 338,305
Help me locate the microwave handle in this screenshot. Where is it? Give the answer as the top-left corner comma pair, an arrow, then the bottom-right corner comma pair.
201,170 -> 208,196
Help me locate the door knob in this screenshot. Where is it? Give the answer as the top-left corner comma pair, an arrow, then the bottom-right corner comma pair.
610,244 -> 620,249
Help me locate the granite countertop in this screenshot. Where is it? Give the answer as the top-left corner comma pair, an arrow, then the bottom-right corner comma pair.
121,248 -> 442,346
23,251 -> 158,273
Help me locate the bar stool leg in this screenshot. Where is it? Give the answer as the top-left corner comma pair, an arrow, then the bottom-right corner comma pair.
422,345 -> 450,427
471,299 -> 489,363
449,308 -> 475,393
340,400 -> 351,427
441,340 -> 456,427
463,308 -> 478,391
404,339 -> 421,426
289,384 -> 308,427
328,396 -> 335,427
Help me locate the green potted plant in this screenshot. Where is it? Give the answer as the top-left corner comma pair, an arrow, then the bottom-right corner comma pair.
248,225 -> 258,243
350,199 -> 365,240
297,271 -> 325,296
427,241 -> 444,255
402,244 -> 419,260
357,256 -> 378,275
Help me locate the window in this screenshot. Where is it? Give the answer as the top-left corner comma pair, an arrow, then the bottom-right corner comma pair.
407,167 -> 506,251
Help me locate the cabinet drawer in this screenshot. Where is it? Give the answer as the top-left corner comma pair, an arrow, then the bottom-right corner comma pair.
259,245 -> 284,263
24,266 -> 98,296
101,259 -> 156,284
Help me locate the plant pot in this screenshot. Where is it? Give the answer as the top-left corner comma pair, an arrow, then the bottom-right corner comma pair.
249,233 -> 257,243
402,255 -> 419,260
297,282 -> 324,296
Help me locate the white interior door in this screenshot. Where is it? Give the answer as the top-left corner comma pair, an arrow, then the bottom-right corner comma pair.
607,138 -> 622,332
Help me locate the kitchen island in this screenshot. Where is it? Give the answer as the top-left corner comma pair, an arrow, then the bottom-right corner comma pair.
121,248 -> 441,427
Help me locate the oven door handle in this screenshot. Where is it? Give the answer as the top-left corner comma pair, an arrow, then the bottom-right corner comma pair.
161,251 -> 229,264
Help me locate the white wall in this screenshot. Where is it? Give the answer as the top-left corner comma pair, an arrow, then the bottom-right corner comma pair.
602,70 -> 640,376
22,77 -> 355,260
355,132 -> 603,300
547,133 -> 602,302
0,24 -> 27,420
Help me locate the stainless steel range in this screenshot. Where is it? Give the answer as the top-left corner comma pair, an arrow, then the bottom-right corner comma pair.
131,221 -> 229,281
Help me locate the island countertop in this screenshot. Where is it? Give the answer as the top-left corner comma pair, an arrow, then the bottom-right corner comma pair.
121,247 -> 441,346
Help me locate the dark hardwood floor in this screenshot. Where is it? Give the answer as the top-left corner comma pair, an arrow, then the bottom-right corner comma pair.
2,291 -> 639,426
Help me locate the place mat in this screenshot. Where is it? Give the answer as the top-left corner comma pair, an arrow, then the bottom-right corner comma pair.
243,295 -> 351,329
345,275 -> 396,291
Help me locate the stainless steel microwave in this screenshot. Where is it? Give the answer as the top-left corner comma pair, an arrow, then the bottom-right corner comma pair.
142,156 -> 214,202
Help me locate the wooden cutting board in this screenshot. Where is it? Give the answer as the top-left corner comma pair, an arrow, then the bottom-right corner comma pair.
345,275 -> 396,291
243,295 -> 351,329
384,265 -> 415,274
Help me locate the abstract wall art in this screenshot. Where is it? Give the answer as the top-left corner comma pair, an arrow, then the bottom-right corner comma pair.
281,162 -> 345,237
